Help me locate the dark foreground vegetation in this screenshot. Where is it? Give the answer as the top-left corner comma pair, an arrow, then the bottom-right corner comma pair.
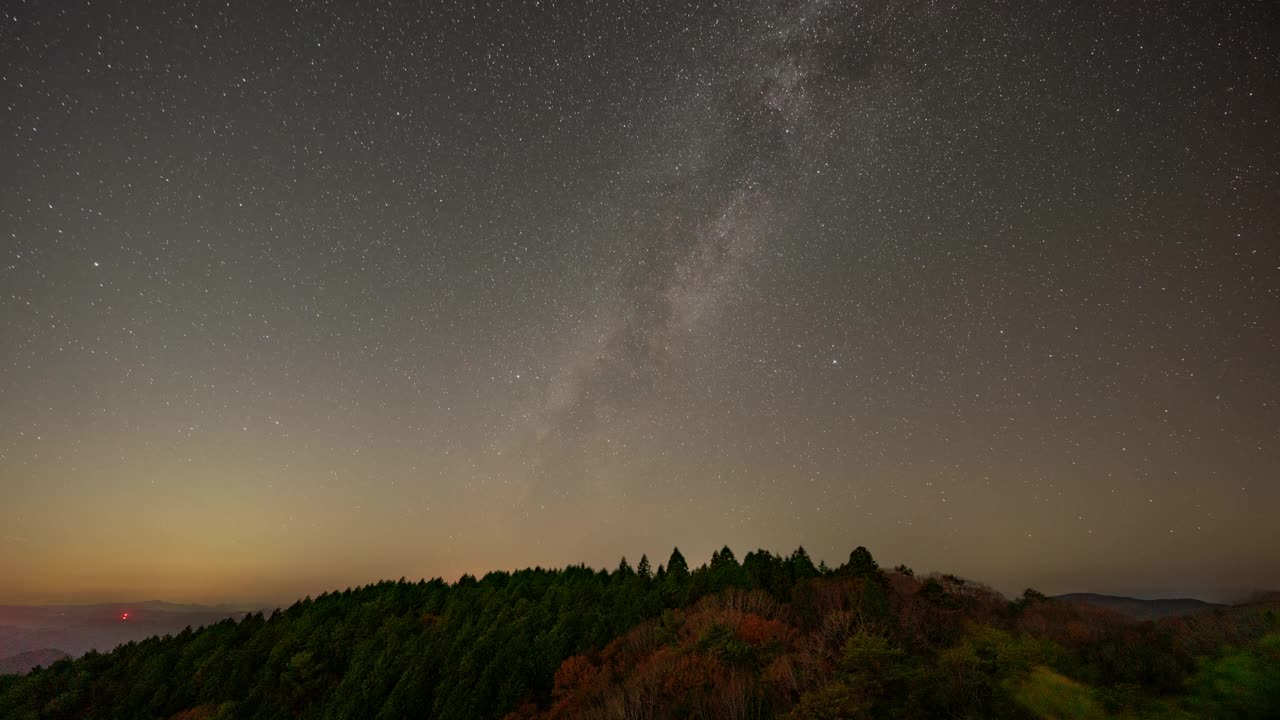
1,546 -> 1276,719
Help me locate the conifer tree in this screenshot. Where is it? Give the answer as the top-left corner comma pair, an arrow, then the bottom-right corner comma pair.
844,546 -> 880,578
666,547 -> 689,582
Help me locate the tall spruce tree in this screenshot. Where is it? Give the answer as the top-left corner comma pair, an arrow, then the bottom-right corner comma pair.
666,547 -> 689,581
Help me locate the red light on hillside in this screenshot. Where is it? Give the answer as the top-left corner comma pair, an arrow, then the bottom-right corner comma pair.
120,612 -> 129,621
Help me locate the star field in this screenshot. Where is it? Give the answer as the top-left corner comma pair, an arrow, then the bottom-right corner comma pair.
2,0 -> 1277,604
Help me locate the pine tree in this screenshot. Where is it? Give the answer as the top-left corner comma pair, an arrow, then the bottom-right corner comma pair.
666,547 -> 689,581
710,546 -> 738,571
788,546 -> 818,581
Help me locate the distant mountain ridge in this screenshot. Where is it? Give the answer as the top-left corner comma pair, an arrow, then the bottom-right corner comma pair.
1052,592 -> 1227,620
0,602 -> 254,658
0,649 -> 69,675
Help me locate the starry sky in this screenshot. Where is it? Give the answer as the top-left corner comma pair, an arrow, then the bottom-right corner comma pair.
2,0 -> 1277,605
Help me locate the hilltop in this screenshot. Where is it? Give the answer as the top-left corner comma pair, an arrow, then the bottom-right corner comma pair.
0,546 -> 1276,719
1052,593 -> 1227,620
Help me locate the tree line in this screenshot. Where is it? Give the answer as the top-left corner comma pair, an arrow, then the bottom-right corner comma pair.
0,545 -> 1275,719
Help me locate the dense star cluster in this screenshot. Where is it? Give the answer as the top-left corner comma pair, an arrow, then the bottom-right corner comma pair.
2,0 -> 1277,604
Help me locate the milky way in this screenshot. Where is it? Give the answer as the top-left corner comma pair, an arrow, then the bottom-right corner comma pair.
2,0 -> 1277,604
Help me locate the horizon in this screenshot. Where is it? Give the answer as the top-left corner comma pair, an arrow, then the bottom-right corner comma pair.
0,543 -> 1265,608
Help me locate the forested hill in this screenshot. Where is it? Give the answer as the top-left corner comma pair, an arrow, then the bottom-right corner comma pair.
1,547 -> 1277,720
1052,593 -> 1226,621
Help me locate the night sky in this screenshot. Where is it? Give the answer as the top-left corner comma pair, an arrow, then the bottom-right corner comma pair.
3,0 -> 1277,605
